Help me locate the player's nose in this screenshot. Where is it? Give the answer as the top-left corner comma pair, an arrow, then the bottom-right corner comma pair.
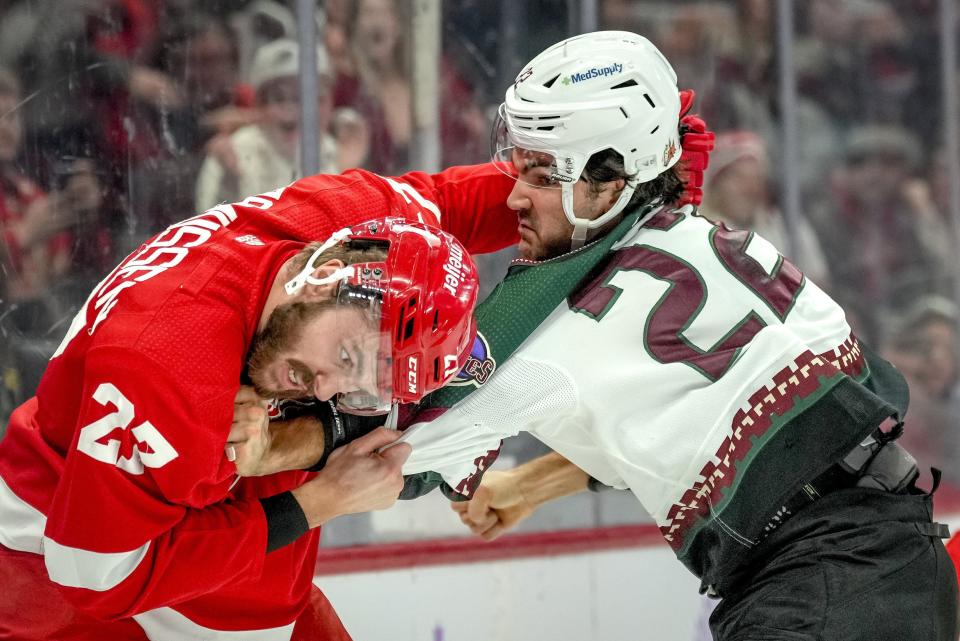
312,373 -> 339,401
506,179 -> 532,212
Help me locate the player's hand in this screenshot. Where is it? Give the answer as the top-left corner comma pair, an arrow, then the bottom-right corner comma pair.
294,427 -> 411,527
451,470 -> 535,540
227,386 -> 273,476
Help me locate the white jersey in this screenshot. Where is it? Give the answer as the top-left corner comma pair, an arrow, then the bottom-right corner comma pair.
399,206 -> 892,586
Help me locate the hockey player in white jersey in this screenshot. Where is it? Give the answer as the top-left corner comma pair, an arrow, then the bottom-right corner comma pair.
392,31 -> 957,640
238,30 -> 957,640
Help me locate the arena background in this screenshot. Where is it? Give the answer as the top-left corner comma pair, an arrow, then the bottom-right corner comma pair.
1,1 -> 959,639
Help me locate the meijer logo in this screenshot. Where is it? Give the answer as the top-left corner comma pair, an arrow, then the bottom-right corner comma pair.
442,244 -> 468,296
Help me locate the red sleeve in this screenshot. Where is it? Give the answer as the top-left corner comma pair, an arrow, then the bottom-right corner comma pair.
236,165 -> 518,255
42,348 -> 266,620
386,164 -> 520,254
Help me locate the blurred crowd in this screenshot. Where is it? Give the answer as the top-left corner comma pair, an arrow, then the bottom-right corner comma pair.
1,0 -> 959,528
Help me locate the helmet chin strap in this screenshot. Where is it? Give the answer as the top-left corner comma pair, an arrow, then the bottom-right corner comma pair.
563,181 -> 638,251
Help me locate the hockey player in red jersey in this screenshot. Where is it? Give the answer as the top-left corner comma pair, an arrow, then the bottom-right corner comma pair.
0,167 -> 517,640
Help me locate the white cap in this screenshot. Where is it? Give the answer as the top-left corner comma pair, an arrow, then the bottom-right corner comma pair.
249,38 -> 331,92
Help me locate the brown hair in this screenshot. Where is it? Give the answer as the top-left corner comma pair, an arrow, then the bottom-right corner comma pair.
286,240 -> 389,277
581,147 -> 686,209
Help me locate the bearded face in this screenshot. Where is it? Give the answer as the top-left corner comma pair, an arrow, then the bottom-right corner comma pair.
246,299 -> 385,404
247,301 -> 317,400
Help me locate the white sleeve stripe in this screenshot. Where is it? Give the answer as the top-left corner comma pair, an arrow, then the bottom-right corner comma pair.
43,536 -> 150,592
0,473 -> 47,554
134,607 -> 295,641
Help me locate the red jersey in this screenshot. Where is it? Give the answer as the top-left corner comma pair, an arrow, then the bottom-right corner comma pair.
0,166 -> 516,640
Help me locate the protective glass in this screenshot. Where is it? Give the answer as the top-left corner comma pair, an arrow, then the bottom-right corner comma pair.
330,283 -> 394,415
490,103 -> 570,189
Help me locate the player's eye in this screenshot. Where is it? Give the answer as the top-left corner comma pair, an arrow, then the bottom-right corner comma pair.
339,347 -> 352,368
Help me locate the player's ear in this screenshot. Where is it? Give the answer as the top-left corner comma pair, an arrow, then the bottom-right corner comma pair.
302,259 -> 346,301
603,178 -> 627,208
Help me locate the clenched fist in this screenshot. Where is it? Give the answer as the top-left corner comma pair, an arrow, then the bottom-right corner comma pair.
451,470 -> 536,541
227,386 -> 273,476
293,427 -> 412,527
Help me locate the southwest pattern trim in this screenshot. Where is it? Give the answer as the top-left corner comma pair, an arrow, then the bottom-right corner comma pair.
454,444 -> 503,498
661,333 -> 866,551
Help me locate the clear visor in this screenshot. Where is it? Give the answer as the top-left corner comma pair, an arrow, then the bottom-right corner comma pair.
490,104 -> 571,190
329,284 -> 394,415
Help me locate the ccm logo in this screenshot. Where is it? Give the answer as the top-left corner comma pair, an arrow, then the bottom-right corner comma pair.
407,356 -> 419,394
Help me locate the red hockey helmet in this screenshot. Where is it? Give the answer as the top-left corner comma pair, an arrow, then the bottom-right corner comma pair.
285,217 -> 479,413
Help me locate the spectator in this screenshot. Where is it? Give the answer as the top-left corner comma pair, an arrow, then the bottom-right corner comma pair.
856,2 -> 918,125
228,0 -> 327,94
129,12 -> 256,234
331,0 -> 408,173
882,296 -> 960,487
653,4 -> 728,92
155,10 -> 255,139
1,70 -> 115,411
797,1 -> 917,129
2,0 -> 170,180
698,1 -> 841,197
793,0 -> 872,130
44,157 -> 117,300
194,38 -> 363,211
926,145 -> 958,231
699,130 -> 831,287
808,125 -> 953,342
2,73 -> 115,307
0,67 -> 51,305
334,0 -> 488,173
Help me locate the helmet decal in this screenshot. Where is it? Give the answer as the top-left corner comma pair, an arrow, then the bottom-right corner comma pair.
405,355 -> 419,396
561,62 -> 623,86
663,139 -> 678,166
515,67 -> 534,86
441,241 -> 468,296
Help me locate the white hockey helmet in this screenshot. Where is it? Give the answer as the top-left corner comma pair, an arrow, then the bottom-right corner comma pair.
492,31 -> 681,248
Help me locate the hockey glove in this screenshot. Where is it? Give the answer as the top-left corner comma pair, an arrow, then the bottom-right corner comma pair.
676,88 -> 715,207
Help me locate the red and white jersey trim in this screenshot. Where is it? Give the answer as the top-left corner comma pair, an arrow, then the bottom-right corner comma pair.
0,472 -> 44,554
44,536 -> 150,592
134,607 -> 296,641
0,471 -> 150,592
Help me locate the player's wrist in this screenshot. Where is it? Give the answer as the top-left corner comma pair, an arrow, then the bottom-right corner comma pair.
513,453 -> 589,508
514,474 -> 548,509
291,475 -> 342,528
267,417 -> 326,473
496,468 -> 538,510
